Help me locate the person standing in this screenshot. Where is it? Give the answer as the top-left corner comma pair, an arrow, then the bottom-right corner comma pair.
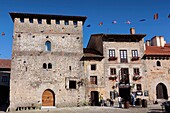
131,93 -> 135,106
118,95 -> 122,108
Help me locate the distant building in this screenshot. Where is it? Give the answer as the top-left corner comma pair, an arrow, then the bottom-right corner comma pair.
144,36 -> 170,103
9,12 -> 86,111
83,28 -> 146,105
0,59 -> 10,105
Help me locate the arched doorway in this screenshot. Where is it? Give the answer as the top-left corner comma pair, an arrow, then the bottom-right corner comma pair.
156,83 -> 168,99
42,89 -> 55,106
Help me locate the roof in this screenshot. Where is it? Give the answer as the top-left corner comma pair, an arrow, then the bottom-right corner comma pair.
91,34 -> 146,40
83,48 -> 103,58
9,12 -> 87,24
0,59 -> 11,69
145,45 -> 170,56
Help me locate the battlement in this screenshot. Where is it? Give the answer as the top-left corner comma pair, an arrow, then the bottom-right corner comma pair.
10,12 -> 87,34
10,12 -> 87,25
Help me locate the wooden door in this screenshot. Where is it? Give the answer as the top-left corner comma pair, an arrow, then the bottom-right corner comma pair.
42,89 -> 55,106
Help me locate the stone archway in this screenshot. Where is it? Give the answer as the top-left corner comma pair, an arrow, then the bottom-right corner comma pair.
156,83 -> 168,99
42,89 -> 55,106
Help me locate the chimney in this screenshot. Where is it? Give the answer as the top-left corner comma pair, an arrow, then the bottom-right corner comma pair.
146,40 -> 150,46
130,28 -> 135,34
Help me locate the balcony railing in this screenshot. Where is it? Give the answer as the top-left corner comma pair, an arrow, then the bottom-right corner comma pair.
133,74 -> 142,81
131,56 -> 140,61
108,57 -> 117,61
108,75 -> 117,81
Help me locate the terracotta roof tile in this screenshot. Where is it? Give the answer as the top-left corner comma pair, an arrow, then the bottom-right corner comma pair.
145,46 -> 170,56
0,59 -> 11,69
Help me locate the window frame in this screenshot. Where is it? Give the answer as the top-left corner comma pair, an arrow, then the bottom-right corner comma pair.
110,68 -> 116,75
69,80 -> 77,89
45,41 -> 51,51
90,76 -> 97,85
91,64 -> 96,71
132,50 -> 138,57
120,50 -> 128,63
109,49 -> 115,57
133,68 -> 140,75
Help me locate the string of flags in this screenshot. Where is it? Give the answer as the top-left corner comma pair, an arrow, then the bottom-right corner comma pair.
85,13 -> 170,27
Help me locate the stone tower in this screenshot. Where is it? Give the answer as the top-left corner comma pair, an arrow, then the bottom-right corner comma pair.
9,12 -> 87,110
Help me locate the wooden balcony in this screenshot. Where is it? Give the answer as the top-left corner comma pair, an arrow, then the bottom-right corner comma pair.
108,57 -> 117,61
131,57 -> 140,61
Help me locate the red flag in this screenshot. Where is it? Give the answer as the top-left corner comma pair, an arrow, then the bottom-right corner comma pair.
154,13 -> 158,20
99,22 -> 103,26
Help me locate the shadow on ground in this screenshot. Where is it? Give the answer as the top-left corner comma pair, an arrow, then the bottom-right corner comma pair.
148,108 -> 165,113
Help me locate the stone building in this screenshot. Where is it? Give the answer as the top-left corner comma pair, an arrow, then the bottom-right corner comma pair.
83,28 -> 147,105
0,59 -> 10,105
144,36 -> 170,103
9,12 -> 87,110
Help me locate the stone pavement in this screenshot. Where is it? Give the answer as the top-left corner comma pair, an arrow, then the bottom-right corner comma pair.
0,104 -> 166,113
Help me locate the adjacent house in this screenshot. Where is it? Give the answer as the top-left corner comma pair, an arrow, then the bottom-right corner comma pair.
0,59 -> 10,105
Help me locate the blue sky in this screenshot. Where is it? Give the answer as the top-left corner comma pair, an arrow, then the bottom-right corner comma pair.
0,0 -> 170,59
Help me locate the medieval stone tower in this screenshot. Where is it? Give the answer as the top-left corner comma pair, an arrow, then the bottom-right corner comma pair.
9,12 -> 87,110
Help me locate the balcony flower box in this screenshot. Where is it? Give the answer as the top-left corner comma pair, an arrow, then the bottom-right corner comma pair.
131,57 -> 140,61
108,57 -> 117,61
133,75 -> 142,81
109,75 -> 117,81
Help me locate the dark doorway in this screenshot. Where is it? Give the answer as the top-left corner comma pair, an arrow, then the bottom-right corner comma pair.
91,91 -> 99,106
119,87 -> 130,101
156,83 -> 168,99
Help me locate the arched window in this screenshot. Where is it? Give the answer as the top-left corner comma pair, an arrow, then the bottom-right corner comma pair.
156,61 -> 161,66
45,41 -> 51,51
48,63 -> 52,69
43,63 -> 47,69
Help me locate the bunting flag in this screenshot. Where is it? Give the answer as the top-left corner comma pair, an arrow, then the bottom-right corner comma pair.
126,21 -> 131,24
140,19 -> 146,21
154,13 -> 158,20
86,24 -> 91,27
168,14 -> 170,18
1,32 -> 5,36
112,20 -> 117,24
99,22 -> 103,26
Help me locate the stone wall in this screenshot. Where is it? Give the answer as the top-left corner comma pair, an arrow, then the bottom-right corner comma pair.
10,15 -> 85,110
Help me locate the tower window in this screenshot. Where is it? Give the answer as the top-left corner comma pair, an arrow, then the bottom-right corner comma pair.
48,63 -> 52,69
91,64 -> 96,70
69,80 -> 76,89
156,61 -> 161,66
43,63 -> 47,69
45,41 -> 51,51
